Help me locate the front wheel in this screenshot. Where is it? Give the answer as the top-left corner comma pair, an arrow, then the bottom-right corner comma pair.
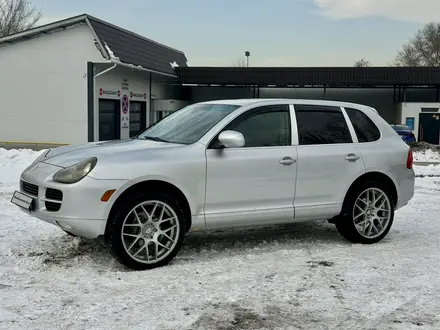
105,191 -> 186,270
336,181 -> 395,244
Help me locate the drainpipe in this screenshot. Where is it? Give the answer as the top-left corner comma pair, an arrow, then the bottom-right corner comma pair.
93,63 -> 117,141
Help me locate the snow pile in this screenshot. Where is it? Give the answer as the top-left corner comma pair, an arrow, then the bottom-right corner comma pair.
413,164 -> 440,177
0,148 -> 44,184
1,148 -> 440,329
413,149 -> 440,162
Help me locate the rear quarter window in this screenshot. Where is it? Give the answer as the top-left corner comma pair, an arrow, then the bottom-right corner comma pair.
345,108 -> 381,143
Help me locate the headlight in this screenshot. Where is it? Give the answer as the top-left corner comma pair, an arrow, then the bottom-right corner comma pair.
53,157 -> 97,184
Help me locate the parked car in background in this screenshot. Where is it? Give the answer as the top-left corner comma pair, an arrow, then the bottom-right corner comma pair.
11,99 -> 415,270
391,124 -> 416,143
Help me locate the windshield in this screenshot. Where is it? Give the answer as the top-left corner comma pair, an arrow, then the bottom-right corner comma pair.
137,103 -> 240,144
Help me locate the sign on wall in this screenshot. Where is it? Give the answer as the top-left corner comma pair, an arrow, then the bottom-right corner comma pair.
99,88 -> 120,98
405,117 -> 415,130
121,78 -> 129,92
130,91 -> 147,99
121,94 -> 129,128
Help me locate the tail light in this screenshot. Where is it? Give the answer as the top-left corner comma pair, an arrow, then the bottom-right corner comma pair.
407,149 -> 413,169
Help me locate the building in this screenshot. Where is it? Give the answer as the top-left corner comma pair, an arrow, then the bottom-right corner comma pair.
0,14 -> 190,146
175,67 -> 440,144
1,14 -> 440,146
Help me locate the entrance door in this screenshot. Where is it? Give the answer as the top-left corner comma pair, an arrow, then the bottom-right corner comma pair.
99,99 -> 120,141
419,113 -> 440,144
129,101 -> 146,137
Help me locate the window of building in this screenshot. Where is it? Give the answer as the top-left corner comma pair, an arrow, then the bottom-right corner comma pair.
295,105 -> 352,145
421,108 -> 439,112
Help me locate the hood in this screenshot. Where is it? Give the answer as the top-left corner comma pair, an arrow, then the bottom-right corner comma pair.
41,139 -> 183,167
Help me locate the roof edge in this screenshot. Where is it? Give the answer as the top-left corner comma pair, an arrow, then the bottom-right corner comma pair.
0,14 -> 88,44
86,14 -> 186,56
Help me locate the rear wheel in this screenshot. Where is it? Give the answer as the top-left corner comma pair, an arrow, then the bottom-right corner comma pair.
105,191 -> 186,270
336,181 -> 395,244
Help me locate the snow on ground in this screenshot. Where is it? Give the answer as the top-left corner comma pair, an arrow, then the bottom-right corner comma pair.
1,148 -> 440,330
413,149 -> 440,163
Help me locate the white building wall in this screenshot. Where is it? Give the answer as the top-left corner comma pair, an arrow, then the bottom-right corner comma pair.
0,23 -> 104,145
397,102 -> 440,140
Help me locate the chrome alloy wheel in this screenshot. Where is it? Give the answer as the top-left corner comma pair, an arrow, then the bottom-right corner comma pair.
353,188 -> 392,239
121,200 -> 180,264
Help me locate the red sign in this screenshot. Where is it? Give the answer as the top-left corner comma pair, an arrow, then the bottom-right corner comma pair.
130,92 -> 133,98
99,88 -> 103,96
117,90 -> 120,97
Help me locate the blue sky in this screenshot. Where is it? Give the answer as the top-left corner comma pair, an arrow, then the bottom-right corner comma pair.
33,0 -> 438,67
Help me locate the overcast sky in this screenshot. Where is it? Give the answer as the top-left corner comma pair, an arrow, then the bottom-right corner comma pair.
33,0 -> 439,67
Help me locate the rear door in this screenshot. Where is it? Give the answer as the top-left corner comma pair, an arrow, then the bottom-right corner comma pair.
293,104 -> 366,219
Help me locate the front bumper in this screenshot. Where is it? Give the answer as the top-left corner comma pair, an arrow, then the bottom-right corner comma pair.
16,161 -> 129,239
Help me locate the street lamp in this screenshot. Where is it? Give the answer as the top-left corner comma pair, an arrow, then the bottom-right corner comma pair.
245,51 -> 250,67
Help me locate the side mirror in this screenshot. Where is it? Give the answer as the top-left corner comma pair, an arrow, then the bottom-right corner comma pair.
218,130 -> 245,148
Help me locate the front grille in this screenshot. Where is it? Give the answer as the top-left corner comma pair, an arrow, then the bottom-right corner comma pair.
22,180 -> 38,196
46,188 -> 63,201
45,201 -> 61,212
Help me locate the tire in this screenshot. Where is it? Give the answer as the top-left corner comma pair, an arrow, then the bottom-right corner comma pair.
105,190 -> 186,270
335,181 -> 395,244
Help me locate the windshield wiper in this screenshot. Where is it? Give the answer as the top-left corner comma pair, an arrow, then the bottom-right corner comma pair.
141,136 -> 171,143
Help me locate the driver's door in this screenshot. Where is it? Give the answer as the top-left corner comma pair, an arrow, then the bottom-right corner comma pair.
204,104 -> 298,229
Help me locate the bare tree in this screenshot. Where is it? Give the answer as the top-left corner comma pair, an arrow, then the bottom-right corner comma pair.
0,0 -> 42,38
231,58 -> 247,67
394,22 -> 440,67
354,58 -> 371,67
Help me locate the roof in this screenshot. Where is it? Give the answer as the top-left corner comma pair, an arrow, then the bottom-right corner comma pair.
198,98 -> 378,112
175,66 -> 440,87
0,14 -> 187,76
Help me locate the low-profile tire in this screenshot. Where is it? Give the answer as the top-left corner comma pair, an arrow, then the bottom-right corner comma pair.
105,190 -> 186,270
335,181 -> 395,244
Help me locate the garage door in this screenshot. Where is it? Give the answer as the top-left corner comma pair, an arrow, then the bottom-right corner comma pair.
99,99 -> 120,141
130,101 -> 146,137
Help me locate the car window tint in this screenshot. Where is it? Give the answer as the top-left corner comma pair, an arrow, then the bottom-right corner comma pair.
295,105 -> 352,145
227,105 -> 291,147
345,108 -> 381,143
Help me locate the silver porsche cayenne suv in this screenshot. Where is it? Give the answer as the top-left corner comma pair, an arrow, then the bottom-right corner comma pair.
11,99 -> 415,270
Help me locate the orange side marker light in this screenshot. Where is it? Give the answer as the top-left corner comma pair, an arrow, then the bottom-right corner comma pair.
101,189 -> 116,202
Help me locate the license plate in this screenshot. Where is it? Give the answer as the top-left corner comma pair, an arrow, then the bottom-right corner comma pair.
11,191 -> 34,211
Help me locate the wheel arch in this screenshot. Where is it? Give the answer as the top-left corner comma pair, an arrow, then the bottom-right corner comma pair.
105,179 -> 193,234
343,171 -> 399,209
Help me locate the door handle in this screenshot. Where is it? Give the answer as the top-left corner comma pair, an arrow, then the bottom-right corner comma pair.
345,153 -> 360,162
279,157 -> 296,165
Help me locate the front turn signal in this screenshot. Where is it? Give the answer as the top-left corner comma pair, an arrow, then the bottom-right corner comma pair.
101,189 -> 116,202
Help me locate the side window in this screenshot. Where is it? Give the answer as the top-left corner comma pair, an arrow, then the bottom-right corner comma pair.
213,105 -> 291,148
295,105 -> 352,145
345,108 -> 381,143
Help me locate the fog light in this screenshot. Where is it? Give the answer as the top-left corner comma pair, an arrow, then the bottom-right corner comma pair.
101,189 -> 116,202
